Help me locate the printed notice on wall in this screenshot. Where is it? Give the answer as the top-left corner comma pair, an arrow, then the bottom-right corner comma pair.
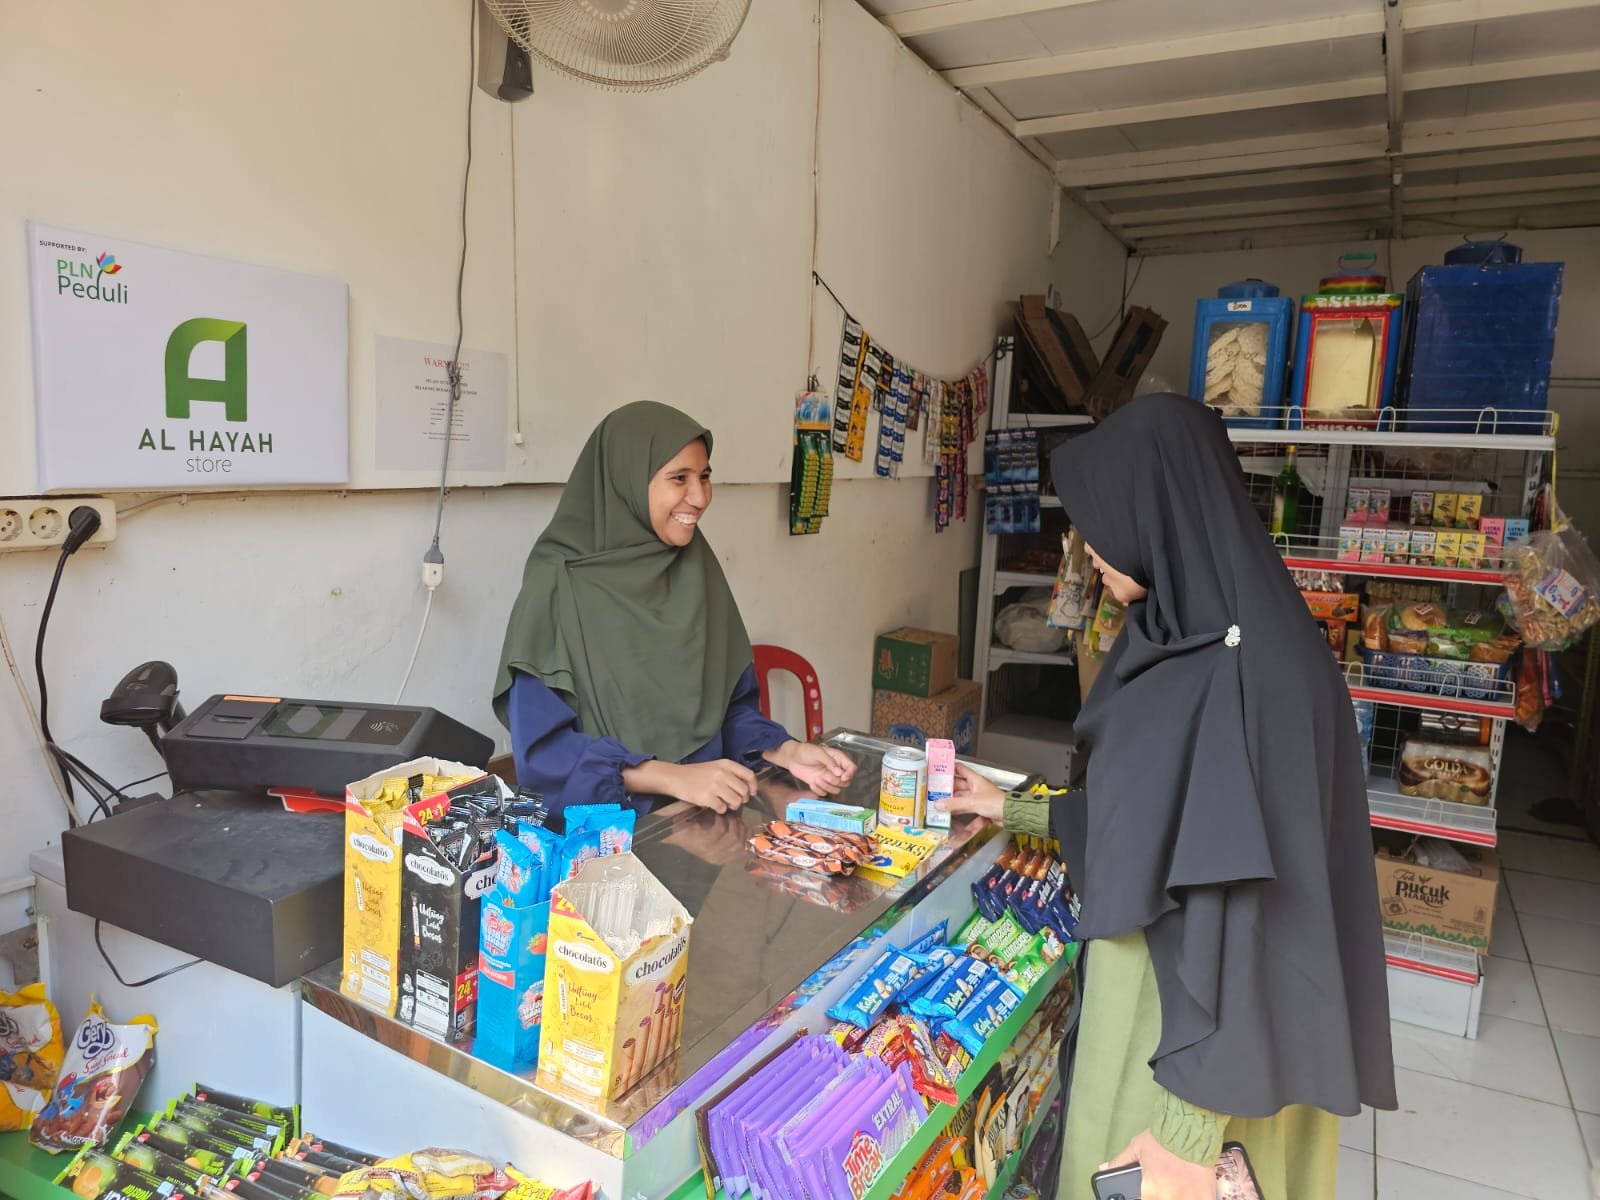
26,221 -> 349,490
374,335 -> 508,474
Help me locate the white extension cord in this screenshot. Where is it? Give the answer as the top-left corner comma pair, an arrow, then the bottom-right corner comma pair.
394,560 -> 444,704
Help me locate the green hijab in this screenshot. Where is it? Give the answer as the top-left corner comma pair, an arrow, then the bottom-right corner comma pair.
492,401 -> 753,764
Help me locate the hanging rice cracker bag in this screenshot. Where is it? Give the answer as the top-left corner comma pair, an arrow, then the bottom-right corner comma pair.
30,999 -> 157,1154
1,982 -> 64,1130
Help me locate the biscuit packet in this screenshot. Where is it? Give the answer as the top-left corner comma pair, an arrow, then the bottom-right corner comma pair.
29,1000 -> 157,1154
0,983 -> 64,1131
1502,513 -> 1600,650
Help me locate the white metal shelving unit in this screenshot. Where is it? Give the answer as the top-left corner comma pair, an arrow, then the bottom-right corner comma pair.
972,335 -> 1093,785
1233,410 -> 1558,1039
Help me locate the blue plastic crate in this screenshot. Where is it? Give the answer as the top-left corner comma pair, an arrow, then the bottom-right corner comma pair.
1399,261 -> 1563,432
1189,281 -> 1294,428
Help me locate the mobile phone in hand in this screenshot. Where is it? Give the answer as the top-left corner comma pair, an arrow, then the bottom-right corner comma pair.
1090,1163 -> 1141,1200
1089,1141 -> 1263,1200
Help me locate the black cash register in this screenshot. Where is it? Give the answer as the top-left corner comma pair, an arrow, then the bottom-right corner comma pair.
61,666 -> 494,987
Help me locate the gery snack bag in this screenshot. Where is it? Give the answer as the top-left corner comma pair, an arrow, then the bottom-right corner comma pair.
30,1000 -> 157,1154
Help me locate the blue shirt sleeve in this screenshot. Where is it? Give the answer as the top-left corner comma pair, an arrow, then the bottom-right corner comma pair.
507,670 -> 651,817
720,664 -> 795,765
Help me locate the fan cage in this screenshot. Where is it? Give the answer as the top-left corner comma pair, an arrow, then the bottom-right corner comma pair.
484,0 -> 752,92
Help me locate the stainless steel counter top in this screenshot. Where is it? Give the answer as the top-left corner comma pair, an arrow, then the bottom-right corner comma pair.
300,730 -> 1034,1158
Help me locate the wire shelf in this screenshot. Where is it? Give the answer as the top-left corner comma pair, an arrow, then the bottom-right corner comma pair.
1274,532 -> 1513,585
995,570 -> 1057,593
990,643 -> 1076,668
1228,407 -> 1556,450
1368,780 -> 1498,847
1383,930 -> 1481,985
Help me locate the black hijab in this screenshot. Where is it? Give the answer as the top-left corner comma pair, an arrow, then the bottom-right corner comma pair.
1051,394 -> 1396,1119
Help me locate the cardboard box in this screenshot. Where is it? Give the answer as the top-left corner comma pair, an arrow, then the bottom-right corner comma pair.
1010,294 -> 1099,406
872,679 -> 982,755
1375,846 -> 1499,950
341,757 -> 483,1017
396,775 -> 514,1040
872,627 -> 958,697
538,854 -> 692,1103
1083,306 -> 1167,419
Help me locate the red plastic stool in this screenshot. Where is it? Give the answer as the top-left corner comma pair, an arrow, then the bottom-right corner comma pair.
752,644 -> 825,742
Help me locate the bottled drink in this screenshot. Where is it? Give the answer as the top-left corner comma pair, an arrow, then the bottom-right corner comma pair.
1270,445 -> 1301,539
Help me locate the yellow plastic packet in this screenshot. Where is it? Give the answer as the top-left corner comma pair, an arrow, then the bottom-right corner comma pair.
503,1164 -> 594,1200
0,983 -> 64,1131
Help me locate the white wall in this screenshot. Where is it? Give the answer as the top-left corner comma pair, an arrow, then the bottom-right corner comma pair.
0,0 -> 1122,922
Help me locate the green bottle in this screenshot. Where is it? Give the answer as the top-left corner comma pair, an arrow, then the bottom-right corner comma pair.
1270,445 -> 1301,539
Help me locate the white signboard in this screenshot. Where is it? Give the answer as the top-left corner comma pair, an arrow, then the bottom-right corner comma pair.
373,335 -> 508,473
27,222 -> 349,489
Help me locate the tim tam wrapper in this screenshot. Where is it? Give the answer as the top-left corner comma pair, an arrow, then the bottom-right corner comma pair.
536,854 -> 691,1103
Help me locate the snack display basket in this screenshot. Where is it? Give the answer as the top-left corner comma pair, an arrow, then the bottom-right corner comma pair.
1358,648 -> 1516,703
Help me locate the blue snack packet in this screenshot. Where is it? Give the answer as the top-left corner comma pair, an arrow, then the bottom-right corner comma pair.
826,948 -> 922,1031
942,973 -> 1024,1055
907,955 -> 995,1023
902,920 -> 948,957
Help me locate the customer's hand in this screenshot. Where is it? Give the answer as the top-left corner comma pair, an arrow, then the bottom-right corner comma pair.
933,763 -> 1006,824
765,740 -> 857,796
1101,1131 -> 1216,1200
666,759 -> 758,814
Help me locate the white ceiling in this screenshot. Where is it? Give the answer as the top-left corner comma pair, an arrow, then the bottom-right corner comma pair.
860,0 -> 1600,253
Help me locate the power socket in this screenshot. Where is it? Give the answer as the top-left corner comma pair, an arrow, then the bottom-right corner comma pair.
0,497 -> 117,553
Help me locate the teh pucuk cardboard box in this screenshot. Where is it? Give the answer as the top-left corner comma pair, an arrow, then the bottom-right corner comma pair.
537,854 -> 692,1103
871,679 -> 982,754
872,628 -> 959,698
341,757 -> 483,1017
1375,845 -> 1499,951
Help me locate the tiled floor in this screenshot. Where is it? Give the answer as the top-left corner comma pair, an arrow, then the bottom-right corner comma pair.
1339,829 -> 1600,1199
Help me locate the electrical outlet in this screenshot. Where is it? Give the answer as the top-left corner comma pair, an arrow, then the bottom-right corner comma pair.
0,497 -> 116,554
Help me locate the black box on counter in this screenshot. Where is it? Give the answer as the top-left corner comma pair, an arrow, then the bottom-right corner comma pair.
396,777 -> 511,1040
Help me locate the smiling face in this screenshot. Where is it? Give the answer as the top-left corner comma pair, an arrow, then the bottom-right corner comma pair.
648,437 -> 713,547
1085,541 -> 1149,605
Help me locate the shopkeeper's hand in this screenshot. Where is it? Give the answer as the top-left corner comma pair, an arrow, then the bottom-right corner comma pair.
1101,1132 -> 1216,1200
666,759 -> 758,814
934,763 -> 1006,824
765,740 -> 857,797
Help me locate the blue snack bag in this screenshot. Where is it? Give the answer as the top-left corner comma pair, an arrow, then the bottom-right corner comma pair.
907,955 -> 995,1023
826,949 -> 921,1031
902,920 -> 948,957
942,973 -> 1024,1055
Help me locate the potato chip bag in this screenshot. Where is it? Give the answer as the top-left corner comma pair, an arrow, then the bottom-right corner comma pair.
0,982 -> 64,1131
29,1000 -> 157,1154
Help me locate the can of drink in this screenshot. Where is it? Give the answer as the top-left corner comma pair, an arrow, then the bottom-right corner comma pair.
879,747 -> 927,828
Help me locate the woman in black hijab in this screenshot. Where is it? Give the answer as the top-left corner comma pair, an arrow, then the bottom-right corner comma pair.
941,395 -> 1395,1199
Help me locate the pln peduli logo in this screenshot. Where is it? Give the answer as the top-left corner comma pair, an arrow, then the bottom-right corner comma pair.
56,249 -> 128,304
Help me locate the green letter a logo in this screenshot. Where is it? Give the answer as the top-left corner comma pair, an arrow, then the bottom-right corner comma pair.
165,318 -> 248,422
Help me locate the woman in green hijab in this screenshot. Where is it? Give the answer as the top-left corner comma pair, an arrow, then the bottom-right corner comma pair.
493,401 -> 855,817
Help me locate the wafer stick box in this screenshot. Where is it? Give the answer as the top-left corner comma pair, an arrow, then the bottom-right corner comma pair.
538,854 -> 692,1103
341,757 -> 483,1017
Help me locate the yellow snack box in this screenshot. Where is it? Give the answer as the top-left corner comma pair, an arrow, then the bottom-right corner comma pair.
341,758 -> 481,1016
1455,493 -> 1483,530
1434,531 -> 1464,568
538,854 -> 692,1103
860,824 -> 948,881
1433,493 -> 1459,528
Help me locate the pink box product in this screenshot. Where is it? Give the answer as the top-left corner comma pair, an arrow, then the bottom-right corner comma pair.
924,738 -> 955,830
1338,526 -> 1363,562
1367,488 -> 1392,525
1344,488 -> 1371,525
1361,528 -> 1386,564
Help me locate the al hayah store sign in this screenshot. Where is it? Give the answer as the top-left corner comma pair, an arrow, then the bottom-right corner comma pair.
27,222 -> 349,489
